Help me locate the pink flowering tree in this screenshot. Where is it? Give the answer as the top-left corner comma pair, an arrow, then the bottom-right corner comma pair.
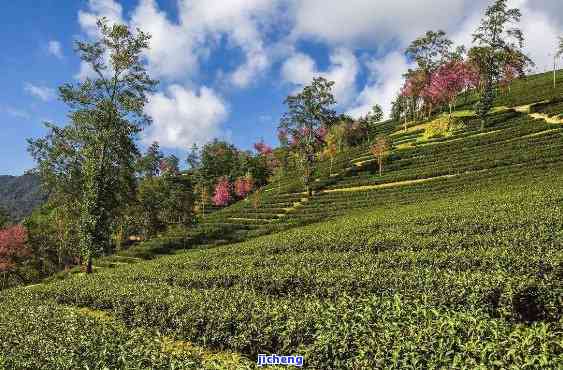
0,225 -> 31,282
253,140 -> 280,180
254,141 -> 273,156
400,69 -> 428,123
234,176 -> 254,198
425,61 -> 468,124
458,62 -> 481,103
212,177 -> 232,206
460,62 -> 481,91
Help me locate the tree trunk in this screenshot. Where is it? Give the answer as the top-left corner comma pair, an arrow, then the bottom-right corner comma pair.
379,159 -> 383,177
86,255 -> 93,274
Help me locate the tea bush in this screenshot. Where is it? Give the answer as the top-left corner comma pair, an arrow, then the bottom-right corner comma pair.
4,168 -> 560,368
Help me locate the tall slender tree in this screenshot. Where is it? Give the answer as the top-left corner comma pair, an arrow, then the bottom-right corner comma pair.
371,136 -> 391,177
28,18 -> 157,273
279,77 -> 337,196
472,0 -> 525,129
138,142 -> 163,178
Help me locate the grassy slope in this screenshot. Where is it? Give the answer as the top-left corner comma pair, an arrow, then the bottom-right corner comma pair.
2,70 -> 563,368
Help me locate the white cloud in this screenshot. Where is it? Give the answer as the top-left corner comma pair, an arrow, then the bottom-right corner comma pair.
47,40 -> 63,59
143,85 -> 228,149
281,48 -> 359,106
347,52 -> 413,119
72,0 -> 563,149
515,0 -> 562,73
78,0 -> 278,85
451,0 -> 563,73
281,52 -> 316,85
130,0 -> 201,80
78,0 -> 124,38
24,83 -> 56,102
526,0 -> 563,28
0,106 -> 30,120
179,0 -> 279,87
290,0 -> 489,48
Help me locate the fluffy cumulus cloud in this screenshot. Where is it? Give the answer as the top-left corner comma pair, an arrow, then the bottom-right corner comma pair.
281,48 -> 359,106
290,0 -> 490,48
512,0 -> 562,73
24,83 -> 56,102
79,0 -> 278,84
130,0 -> 201,80
179,0 -> 279,87
47,40 -> 63,59
347,52 -> 413,118
77,0 -> 283,147
143,85 -> 228,149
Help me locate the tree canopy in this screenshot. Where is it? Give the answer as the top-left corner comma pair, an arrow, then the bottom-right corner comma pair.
28,18 -> 158,273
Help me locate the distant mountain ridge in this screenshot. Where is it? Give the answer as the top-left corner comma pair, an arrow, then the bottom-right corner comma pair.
0,173 -> 45,222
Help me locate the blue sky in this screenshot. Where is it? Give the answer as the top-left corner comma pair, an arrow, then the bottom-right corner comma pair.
2,0 -> 561,175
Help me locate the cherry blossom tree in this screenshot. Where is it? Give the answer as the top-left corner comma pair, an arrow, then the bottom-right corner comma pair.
424,61 -> 469,126
254,141 -> 273,156
212,177 -> 232,206
0,225 -> 31,282
400,69 -> 428,123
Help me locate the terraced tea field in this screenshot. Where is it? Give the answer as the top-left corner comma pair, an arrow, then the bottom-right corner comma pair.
2,164 -> 562,368
2,70 -> 563,368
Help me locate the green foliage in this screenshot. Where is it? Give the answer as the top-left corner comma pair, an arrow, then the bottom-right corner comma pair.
472,0 -> 527,128
0,174 -> 44,222
28,19 -> 158,271
280,76 -> 337,195
24,199 -> 80,271
0,207 -> 9,229
199,140 -> 241,187
6,169 -> 561,368
136,141 -> 163,178
132,174 -> 194,239
0,291 -> 210,369
406,29 -> 453,72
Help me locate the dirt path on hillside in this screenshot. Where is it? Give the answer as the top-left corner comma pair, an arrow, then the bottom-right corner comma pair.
512,104 -> 563,124
320,173 -> 458,193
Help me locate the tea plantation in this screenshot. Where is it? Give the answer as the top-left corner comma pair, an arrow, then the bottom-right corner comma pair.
1,71 -> 563,368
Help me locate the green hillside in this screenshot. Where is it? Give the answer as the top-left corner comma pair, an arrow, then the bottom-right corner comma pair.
115,69 -> 563,260
0,174 -> 44,222
1,70 -> 562,368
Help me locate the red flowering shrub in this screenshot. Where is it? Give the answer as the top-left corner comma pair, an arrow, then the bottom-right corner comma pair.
212,177 -> 232,206
0,225 -> 30,273
254,142 -> 273,156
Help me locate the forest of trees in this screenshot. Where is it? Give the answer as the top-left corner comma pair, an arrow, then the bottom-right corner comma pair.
2,0 -> 560,289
